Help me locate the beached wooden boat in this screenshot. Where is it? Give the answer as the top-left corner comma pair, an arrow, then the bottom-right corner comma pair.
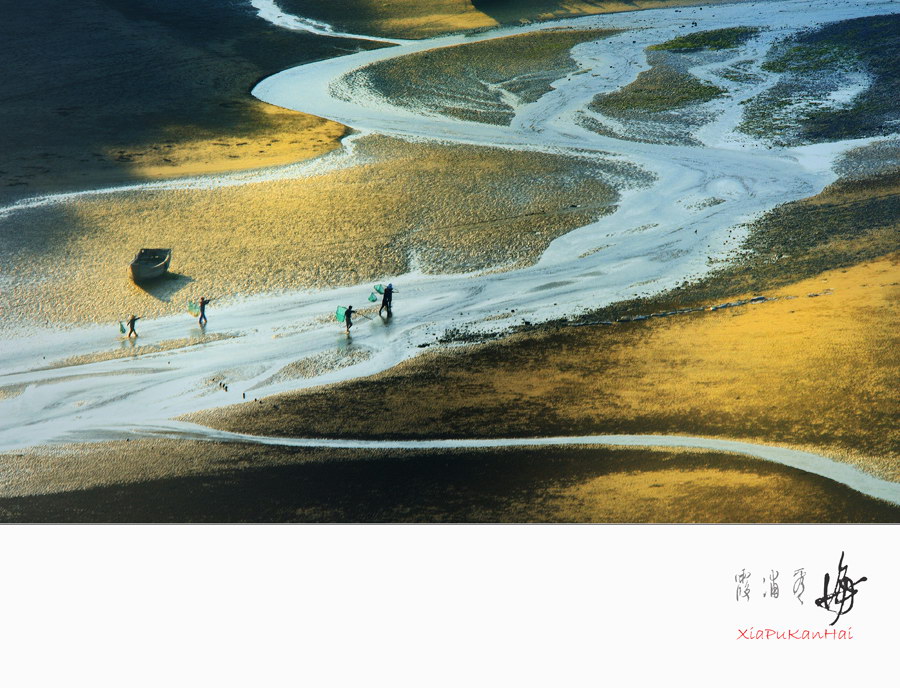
129,248 -> 172,283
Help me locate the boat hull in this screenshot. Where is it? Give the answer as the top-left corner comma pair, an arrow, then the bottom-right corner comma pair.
129,249 -> 172,283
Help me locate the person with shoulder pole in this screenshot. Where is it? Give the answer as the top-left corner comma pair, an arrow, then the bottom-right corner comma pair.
379,283 -> 397,317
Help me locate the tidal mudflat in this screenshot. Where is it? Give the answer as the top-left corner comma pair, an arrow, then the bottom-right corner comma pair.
1,0 -> 897,522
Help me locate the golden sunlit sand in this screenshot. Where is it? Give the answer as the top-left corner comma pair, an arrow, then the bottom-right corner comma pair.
1,137 -> 617,329
357,29 -> 621,125
111,104 -> 348,181
0,0 -> 384,204
1,98 -> 348,207
3,104 -> 347,197
1,442 -> 896,522
294,0 -> 750,39
194,256 -> 899,481
542,456 -> 885,523
2,0 -> 896,523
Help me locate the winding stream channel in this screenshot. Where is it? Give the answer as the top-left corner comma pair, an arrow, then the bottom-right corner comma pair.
0,0 -> 897,504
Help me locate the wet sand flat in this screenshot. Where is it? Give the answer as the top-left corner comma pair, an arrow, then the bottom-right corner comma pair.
2,0 -> 897,526
192,256 -> 900,481
1,137 -> 617,329
0,0 -> 378,204
1,441 -> 897,523
357,28 -> 621,125
280,0 -> 751,39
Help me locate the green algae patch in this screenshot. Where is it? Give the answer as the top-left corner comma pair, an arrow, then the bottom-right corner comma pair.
762,43 -> 860,73
354,29 -> 619,125
739,14 -> 899,145
591,62 -> 725,114
650,26 -> 760,53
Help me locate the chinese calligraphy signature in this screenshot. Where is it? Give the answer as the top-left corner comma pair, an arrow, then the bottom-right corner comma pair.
814,551 -> 867,626
793,568 -> 806,605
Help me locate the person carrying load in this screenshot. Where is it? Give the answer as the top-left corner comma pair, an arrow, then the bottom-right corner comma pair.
198,296 -> 212,327
125,314 -> 140,338
377,283 -> 396,317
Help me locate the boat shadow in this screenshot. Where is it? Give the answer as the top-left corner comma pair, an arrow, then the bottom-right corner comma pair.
132,272 -> 194,303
